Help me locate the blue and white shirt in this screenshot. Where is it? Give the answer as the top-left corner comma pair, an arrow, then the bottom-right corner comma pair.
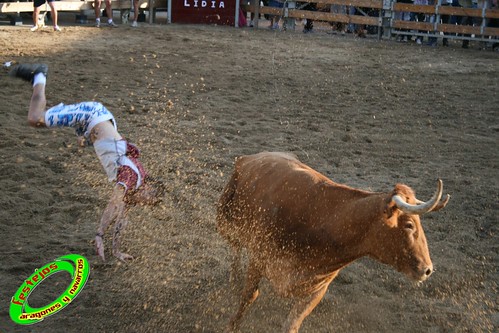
44,101 -> 116,138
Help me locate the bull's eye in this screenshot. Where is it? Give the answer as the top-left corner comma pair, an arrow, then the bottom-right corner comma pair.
405,221 -> 415,230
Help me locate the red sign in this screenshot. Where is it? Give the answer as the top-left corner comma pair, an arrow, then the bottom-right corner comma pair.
171,0 -> 237,26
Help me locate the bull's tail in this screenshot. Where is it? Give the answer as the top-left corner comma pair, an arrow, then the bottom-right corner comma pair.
216,161 -> 239,232
217,158 -> 246,287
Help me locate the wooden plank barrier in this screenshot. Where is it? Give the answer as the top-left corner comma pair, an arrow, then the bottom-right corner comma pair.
242,4 -> 379,26
393,3 -> 499,19
391,3 -> 499,39
309,0 -> 382,8
242,0 -> 383,37
241,0 -> 499,42
0,0 -> 160,23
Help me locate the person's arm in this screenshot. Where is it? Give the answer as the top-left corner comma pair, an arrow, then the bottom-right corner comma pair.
111,199 -> 134,261
95,185 -> 127,261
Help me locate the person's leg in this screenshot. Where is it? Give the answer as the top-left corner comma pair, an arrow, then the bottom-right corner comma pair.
31,6 -> 41,31
131,0 -> 139,27
441,9 -> 449,46
94,0 -> 101,26
348,6 -> 356,33
426,14 -> 437,46
28,83 -> 47,127
304,19 -> 313,32
274,16 -> 280,29
460,16 -> 472,48
9,63 -> 49,127
303,3 -> 315,33
105,0 -> 117,26
48,1 -> 59,30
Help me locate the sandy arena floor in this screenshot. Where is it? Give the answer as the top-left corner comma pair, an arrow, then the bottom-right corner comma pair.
0,13 -> 498,333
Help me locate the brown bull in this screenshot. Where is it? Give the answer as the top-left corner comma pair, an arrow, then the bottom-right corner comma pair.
217,152 -> 450,333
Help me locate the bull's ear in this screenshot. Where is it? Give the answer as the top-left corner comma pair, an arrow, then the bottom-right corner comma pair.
383,196 -> 398,226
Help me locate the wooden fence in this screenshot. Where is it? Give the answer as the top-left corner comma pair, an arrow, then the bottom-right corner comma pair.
392,2 -> 499,39
242,0 -> 499,43
2,0 -> 498,44
243,0 -> 382,29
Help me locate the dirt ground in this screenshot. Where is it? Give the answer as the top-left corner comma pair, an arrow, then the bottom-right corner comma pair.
0,14 -> 498,333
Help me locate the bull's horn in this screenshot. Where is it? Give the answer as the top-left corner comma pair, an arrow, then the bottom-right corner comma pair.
416,193 -> 450,212
393,179 -> 444,215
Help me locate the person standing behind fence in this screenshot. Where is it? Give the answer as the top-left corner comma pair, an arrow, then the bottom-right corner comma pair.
302,2 -> 317,33
476,0 -> 495,49
490,0 -> 499,50
268,0 -> 284,30
395,0 -> 412,42
94,0 -> 118,27
411,0 -> 428,45
441,0 -> 459,47
424,0 -> 440,46
31,0 -> 60,32
330,4 -> 347,34
458,0 -> 475,48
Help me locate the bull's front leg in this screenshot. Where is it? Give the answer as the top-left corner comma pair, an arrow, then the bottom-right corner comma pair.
281,284 -> 329,333
226,259 -> 262,332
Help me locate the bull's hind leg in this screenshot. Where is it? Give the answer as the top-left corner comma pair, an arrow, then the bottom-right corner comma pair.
282,284 -> 329,333
226,259 -> 262,332
229,246 -> 243,286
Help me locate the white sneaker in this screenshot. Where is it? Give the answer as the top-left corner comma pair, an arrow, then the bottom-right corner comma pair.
131,21 -> 138,28
95,20 -> 101,28
107,21 -> 118,28
30,25 -> 39,32
54,25 -> 61,32
416,38 -> 422,45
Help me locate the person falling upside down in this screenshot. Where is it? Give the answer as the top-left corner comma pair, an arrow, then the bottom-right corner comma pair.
8,63 -> 165,262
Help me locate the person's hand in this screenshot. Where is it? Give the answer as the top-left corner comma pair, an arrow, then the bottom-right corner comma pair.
77,136 -> 87,147
95,234 -> 106,261
113,251 -> 134,262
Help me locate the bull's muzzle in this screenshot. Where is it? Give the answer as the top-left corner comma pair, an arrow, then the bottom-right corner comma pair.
417,264 -> 433,282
